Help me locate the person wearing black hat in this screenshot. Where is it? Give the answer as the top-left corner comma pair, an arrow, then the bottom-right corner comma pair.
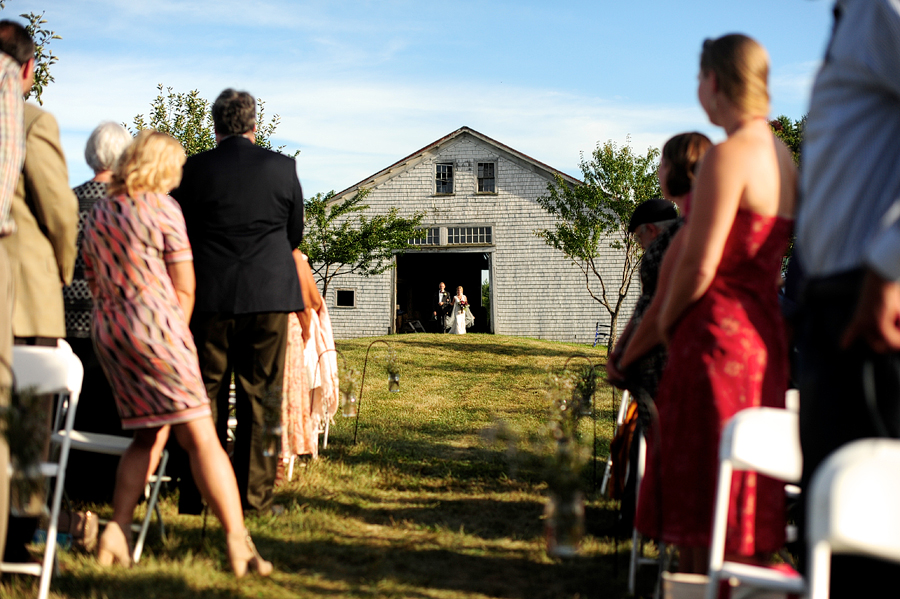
610,198 -> 680,393
628,198 -> 678,253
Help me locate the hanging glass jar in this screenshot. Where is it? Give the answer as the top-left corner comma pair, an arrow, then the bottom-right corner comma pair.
544,491 -> 584,557
388,372 -> 400,393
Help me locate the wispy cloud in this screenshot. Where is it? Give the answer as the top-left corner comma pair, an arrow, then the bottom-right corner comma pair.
21,0 -> 827,193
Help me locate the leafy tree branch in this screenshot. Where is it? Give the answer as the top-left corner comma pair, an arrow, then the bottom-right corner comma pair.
0,2 -> 61,104
132,84 -> 298,157
299,189 -> 425,297
536,138 -> 661,352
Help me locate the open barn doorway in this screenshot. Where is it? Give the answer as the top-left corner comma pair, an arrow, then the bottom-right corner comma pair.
396,252 -> 492,333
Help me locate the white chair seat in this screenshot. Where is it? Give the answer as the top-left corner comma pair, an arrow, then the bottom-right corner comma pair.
53,430 -> 131,455
717,561 -> 805,594
7,462 -> 60,478
54,428 -> 168,563
0,562 -> 43,576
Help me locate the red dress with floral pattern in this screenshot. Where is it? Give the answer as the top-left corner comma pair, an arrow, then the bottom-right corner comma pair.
635,209 -> 792,556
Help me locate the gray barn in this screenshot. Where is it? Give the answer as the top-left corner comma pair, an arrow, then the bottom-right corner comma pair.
320,126 -> 637,344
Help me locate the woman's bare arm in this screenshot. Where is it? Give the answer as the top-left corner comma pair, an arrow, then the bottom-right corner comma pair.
166,260 -> 196,320
658,144 -> 743,340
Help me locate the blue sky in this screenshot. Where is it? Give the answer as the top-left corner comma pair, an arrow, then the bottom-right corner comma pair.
4,0 -> 833,195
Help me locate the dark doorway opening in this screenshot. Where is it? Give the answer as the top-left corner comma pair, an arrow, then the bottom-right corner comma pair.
396,252 -> 491,333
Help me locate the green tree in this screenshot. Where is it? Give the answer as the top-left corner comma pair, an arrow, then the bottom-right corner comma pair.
299,189 -> 426,297
769,114 -> 806,166
769,114 -> 805,267
536,138 -> 661,353
132,84 -> 297,157
0,2 -> 61,104
481,279 -> 491,330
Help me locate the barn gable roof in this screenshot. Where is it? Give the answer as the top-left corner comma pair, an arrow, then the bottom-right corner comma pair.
328,126 -> 582,201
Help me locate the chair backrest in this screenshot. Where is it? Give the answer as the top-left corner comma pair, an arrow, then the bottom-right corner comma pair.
808,438 -> 900,563
12,341 -> 84,430
720,407 -> 802,483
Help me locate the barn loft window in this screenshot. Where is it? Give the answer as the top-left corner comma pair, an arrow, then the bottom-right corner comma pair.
477,162 -> 496,193
435,163 -> 454,194
447,226 -> 492,245
335,288 -> 356,308
409,227 -> 440,245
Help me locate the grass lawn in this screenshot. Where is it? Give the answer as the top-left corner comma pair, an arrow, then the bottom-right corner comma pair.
1,334 -> 657,599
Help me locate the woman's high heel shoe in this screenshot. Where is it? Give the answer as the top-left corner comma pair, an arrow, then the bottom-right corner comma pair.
226,530 -> 273,578
97,522 -> 132,568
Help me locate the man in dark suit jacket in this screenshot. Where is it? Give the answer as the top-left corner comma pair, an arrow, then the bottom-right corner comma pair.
172,88 -> 304,514
433,281 -> 450,333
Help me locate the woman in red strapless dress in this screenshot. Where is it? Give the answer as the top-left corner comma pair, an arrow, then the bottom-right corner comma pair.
634,34 -> 798,574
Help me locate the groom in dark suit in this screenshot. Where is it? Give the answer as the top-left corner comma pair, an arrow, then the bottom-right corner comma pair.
433,281 -> 450,333
172,88 -> 304,514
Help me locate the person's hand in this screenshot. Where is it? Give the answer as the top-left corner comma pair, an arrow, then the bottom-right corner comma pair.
842,269 -> 900,353
605,350 -> 627,387
658,317 -> 671,347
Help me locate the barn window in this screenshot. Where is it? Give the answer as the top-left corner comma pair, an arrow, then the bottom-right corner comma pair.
477,162 -> 496,193
410,227 -> 440,245
335,288 -> 356,308
447,226 -> 492,245
435,163 -> 454,194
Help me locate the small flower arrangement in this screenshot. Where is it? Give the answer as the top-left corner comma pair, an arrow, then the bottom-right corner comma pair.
384,348 -> 401,378
483,364 -> 598,557
542,372 -> 592,498
340,367 -> 360,417
483,366 -> 598,497
457,300 -> 469,310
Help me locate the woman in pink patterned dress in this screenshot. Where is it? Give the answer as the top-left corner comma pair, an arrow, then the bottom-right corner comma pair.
81,131 -> 271,577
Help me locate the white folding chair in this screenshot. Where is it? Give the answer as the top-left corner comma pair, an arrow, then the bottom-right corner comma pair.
601,390 -> 632,496
56,431 -> 169,563
629,429 -> 670,597
706,407 -> 806,599
0,341 -> 83,599
807,438 -> 900,599
50,351 -> 168,565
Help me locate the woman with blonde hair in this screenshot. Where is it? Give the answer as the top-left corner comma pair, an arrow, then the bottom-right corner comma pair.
82,130 -> 271,576
634,34 -> 797,573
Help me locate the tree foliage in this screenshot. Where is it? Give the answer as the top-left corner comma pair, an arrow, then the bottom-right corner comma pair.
0,2 -> 61,104
769,114 -> 805,265
769,114 -> 806,166
536,138 -> 661,352
132,84 -> 297,157
298,189 -> 426,297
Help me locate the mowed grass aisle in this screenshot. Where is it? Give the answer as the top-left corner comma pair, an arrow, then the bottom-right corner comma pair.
2,334 -> 645,599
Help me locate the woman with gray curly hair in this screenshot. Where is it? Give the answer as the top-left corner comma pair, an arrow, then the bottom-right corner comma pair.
62,121 -> 132,503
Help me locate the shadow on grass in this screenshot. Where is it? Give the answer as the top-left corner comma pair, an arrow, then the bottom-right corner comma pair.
52,569 -> 351,599
386,338 -> 606,366
52,547 -> 629,599
322,420 -> 614,489
260,535 -> 628,599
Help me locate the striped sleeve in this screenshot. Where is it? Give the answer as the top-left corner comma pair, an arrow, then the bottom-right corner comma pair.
0,53 -> 24,237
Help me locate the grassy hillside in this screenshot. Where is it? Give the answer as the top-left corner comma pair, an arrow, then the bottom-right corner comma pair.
2,334 -> 656,599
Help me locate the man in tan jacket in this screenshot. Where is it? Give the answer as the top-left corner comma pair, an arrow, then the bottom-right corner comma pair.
0,24 -> 77,345
0,21 -> 26,567
0,19 -> 77,562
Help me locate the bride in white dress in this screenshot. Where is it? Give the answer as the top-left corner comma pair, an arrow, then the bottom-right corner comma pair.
449,286 -> 469,335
